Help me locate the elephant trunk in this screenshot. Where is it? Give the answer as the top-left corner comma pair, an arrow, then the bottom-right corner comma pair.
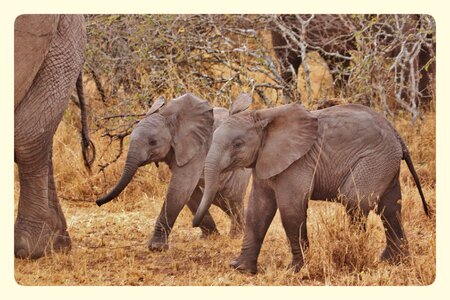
96,154 -> 141,207
193,147 -> 224,227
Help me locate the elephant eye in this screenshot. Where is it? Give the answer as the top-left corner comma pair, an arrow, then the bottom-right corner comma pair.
149,139 -> 157,146
233,139 -> 244,148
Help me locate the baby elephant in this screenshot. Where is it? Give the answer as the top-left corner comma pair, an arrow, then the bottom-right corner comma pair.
96,93 -> 251,251
193,94 -> 429,274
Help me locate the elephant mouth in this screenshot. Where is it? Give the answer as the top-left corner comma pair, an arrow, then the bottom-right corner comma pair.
223,160 -> 249,173
140,157 -> 163,169
140,154 -> 156,167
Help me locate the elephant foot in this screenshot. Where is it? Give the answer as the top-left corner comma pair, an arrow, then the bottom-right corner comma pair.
14,216 -> 64,259
148,242 -> 169,252
289,258 -> 304,273
15,233 -> 35,259
380,245 -> 408,264
52,230 -> 72,253
147,235 -> 169,252
230,256 -> 257,274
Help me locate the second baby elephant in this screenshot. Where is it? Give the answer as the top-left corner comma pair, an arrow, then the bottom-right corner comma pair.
193,94 -> 429,274
96,93 -> 251,251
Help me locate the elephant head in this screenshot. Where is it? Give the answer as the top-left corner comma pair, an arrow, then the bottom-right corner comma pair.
96,93 -> 213,206
193,94 -> 318,227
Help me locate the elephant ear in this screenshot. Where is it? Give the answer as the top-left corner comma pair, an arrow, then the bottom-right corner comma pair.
14,14 -> 60,109
230,93 -> 252,115
255,104 -> 318,180
162,93 -> 214,167
146,96 -> 165,116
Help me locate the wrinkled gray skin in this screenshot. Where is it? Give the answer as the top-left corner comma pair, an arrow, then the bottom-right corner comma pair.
14,15 -> 93,259
96,94 -> 251,251
193,94 -> 428,274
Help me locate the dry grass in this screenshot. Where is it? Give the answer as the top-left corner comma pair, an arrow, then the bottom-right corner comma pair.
14,56 -> 435,285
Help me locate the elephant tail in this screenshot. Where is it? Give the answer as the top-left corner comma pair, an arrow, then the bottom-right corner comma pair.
399,137 -> 430,217
76,71 -> 96,172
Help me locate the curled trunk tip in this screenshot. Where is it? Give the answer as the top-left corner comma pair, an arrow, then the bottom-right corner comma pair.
192,214 -> 202,227
96,197 -> 108,206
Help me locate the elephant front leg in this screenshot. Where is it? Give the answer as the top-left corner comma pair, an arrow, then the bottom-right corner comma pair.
276,193 -> 309,273
148,163 -> 202,251
273,166 -> 313,273
230,181 -> 276,274
148,200 -> 180,251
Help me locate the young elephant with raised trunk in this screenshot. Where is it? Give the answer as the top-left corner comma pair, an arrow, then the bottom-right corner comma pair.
193,95 -> 429,274
96,93 -> 251,251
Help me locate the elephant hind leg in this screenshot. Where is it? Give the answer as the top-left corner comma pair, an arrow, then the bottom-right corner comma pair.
14,148 -> 72,259
186,187 -> 219,237
376,174 -> 408,262
47,150 -> 71,253
14,159 -> 51,258
339,179 -> 371,231
339,155 -> 402,230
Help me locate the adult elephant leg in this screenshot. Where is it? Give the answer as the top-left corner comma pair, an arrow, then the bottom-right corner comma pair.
186,186 -> 219,238
15,118 -> 71,259
14,70 -> 70,259
14,15 -> 85,259
14,158 -> 52,259
230,178 -> 276,274
376,174 -> 408,262
47,150 -> 71,253
15,104 -> 71,259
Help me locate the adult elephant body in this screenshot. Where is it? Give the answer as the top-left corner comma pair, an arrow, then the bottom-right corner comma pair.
15,15 -> 93,259
96,94 -> 251,251
193,94 -> 429,274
